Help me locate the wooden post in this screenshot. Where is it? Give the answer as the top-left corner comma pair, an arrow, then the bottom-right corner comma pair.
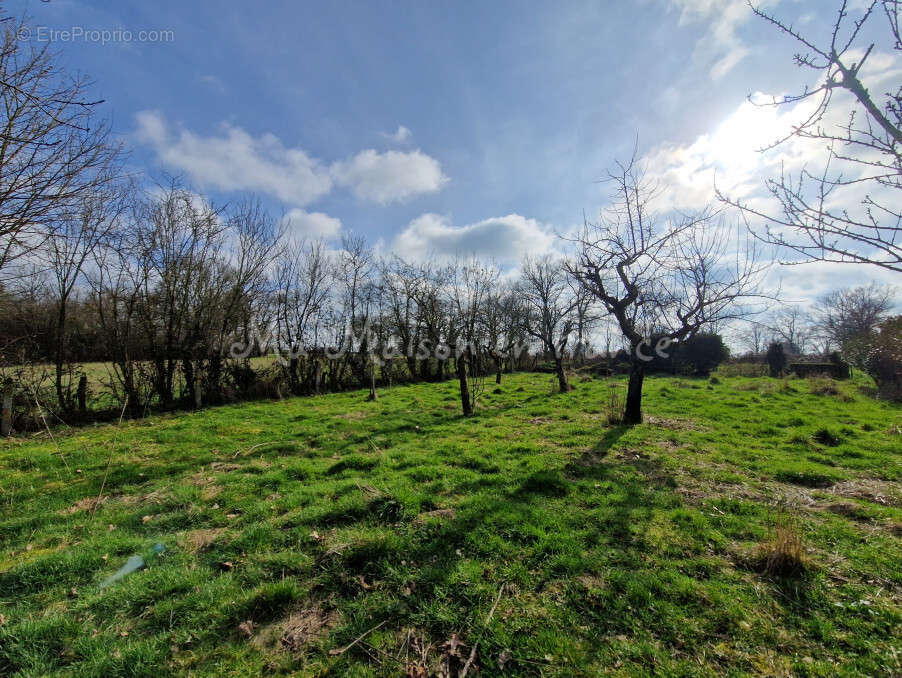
77,375 -> 88,413
1,383 -> 13,436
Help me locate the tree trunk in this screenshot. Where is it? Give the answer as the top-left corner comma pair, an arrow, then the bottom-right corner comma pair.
194,372 -> 203,409
623,361 -> 645,425
183,359 -> 195,406
77,375 -> 87,413
495,361 -> 502,384
457,352 -> 473,416
367,356 -> 378,401
54,301 -> 68,412
554,357 -> 571,393
1,385 -> 12,436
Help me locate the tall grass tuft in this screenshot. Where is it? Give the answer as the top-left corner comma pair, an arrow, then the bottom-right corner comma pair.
754,516 -> 808,577
605,382 -> 623,425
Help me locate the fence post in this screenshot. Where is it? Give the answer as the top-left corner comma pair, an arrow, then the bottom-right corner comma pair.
1,383 -> 12,436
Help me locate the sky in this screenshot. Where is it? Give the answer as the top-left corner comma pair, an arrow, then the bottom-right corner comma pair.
8,0 -> 900,307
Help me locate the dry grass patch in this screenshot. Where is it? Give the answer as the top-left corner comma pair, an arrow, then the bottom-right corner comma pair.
179,527 -> 229,553
829,479 -> 902,507
644,415 -> 707,432
248,605 -> 338,654
337,411 -> 369,421
413,508 -> 456,525
751,519 -> 809,577
61,496 -> 106,515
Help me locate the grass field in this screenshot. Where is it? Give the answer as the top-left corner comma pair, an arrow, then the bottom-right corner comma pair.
1,373 -> 900,677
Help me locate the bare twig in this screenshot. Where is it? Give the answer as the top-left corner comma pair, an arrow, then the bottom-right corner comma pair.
90,395 -> 128,520
460,582 -> 505,678
328,619 -> 387,656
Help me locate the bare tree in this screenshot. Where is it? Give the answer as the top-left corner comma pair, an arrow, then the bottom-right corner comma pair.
737,320 -> 769,355
274,238 -> 332,394
814,282 -> 896,355
570,282 -> 599,367
519,255 -> 576,393
45,183 -> 128,411
450,258 -> 498,416
766,306 -> 814,355
409,262 -> 453,381
569,154 -> 768,424
0,15 -> 122,278
333,234 -> 377,393
721,1 -> 902,272
382,257 -> 424,380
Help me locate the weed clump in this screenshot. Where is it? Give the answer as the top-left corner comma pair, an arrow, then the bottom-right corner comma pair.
812,428 -> 842,447
775,470 -> 835,488
604,384 -> 623,425
753,518 -> 808,577
809,378 -> 840,396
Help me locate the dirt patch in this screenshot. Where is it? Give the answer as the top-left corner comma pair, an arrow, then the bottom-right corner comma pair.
64,488 -> 174,514
61,496 -> 106,514
414,508 -> 456,525
677,476 -> 819,509
279,608 -> 337,652
645,415 -> 707,432
614,448 -> 651,461
575,574 -> 606,591
337,411 -> 368,421
180,528 -> 228,552
209,462 -> 241,472
249,606 -> 338,654
829,480 -> 902,507
825,502 -> 870,521
529,416 -> 553,425
190,470 -> 224,500
569,449 -> 605,468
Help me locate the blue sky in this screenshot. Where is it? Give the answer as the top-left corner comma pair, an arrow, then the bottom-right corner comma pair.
9,0 -> 898,301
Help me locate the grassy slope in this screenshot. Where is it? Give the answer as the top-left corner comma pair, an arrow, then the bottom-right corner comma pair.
0,373 -> 900,677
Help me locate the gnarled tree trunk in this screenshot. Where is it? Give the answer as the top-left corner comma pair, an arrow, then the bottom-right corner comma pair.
457,351 -> 473,416
623,360 -> 645,425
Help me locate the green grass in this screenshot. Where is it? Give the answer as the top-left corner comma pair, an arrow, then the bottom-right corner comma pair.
1,373 -> 901,677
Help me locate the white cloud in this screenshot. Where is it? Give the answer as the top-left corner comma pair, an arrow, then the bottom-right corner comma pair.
637,49 -> 901,301
666,0 -> 769,78
382,125 -> 412,143
641,49 -> 901,215
393,213 -> 556,263
135,112 -> 448,207
331,149 -> 449,204
281,208 -> 342,239
135,111 -> 333,206
197,74 -> 226,93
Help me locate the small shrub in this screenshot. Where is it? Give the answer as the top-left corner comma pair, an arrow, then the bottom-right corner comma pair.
708,376 -> 720,385
809,377 -> 840,396
780,378 -> 797,393
716,362 -> 767,378
767,343 -> 787,377
812,428 -> 842,447
775,470 -> 835,488
518,470 -> 569,497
